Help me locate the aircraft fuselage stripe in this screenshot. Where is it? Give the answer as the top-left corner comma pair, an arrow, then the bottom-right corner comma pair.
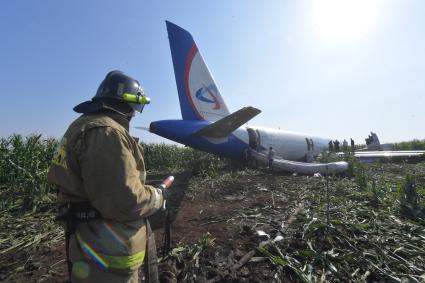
184,44 -> 204,120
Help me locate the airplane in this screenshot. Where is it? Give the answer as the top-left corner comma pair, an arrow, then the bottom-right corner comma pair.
359,132 -> 393,151
350,132 -> 425,162
145,21 -> 350,174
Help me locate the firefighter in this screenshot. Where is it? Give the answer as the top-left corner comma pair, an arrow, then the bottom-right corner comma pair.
48,70 -> 166,282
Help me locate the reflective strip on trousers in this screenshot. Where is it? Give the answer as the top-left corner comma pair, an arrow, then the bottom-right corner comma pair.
76,232 -> 145,270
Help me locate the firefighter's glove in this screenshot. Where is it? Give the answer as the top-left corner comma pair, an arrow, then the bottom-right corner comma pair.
157,185 -> 169,210
158,185 -> 170,200
158,176 -> 174,210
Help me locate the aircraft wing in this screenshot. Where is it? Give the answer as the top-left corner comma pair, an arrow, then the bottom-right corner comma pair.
135,126 -> 149,131
354,151 -> 425,158
195,106 -> 261,139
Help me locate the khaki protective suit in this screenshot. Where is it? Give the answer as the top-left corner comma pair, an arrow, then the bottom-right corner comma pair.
48,111 -> 163,283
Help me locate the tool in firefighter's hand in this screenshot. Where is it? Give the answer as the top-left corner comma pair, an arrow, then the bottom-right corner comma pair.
159,176 -> 174,210
159,176 -> 175,256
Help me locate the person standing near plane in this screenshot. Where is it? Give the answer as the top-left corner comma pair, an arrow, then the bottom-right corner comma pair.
268,146 -> 275,171
243,147 -> 250,167
342,139 -> 348,151
350,138 -> 355,152
334,140 -> 340,152
48,71 -> 167,283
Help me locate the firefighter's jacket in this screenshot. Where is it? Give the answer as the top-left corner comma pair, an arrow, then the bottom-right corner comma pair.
48,111 -> 163,271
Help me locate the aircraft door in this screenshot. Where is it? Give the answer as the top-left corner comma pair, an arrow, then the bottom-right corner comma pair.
305,138 -> 311,151
256,129 -> 263,150
247,128 -> 259,150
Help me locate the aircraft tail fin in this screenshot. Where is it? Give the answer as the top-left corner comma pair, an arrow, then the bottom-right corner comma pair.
166,21 -> 230,121
365,132 -> 382,151
195,106 -> 261,139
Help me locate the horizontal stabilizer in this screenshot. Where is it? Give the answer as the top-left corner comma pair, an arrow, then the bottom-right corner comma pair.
195,106 -> 261,139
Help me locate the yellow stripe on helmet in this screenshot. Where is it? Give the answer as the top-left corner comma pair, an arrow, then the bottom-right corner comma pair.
122,93 -> 151,105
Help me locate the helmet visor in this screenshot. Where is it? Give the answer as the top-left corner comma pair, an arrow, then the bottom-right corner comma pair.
129,102 -> 145,113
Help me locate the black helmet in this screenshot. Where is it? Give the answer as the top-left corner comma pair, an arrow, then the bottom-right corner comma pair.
74,70 -> 150,115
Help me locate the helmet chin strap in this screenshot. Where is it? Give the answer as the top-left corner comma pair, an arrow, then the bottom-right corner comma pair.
98,99 -> 136,118
128,110 -> 137,121
99,99 -> 135,119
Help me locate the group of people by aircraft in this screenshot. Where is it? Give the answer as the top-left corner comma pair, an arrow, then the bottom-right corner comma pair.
244,146 -> 276,171
328,138 -> 356,152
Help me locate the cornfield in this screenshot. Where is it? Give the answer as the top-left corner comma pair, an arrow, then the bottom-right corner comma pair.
0,134 -> 225,281
394,139 -> 425,150
0,134 -> 58,211
0,134 -> 424,282
0,134 -> 223,213
141,142 -> 223,175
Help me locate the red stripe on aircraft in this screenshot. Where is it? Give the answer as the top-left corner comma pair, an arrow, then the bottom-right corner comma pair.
184,44 -> 204,120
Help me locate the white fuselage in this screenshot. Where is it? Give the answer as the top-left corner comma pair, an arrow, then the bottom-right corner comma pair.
232,126 -> 331,161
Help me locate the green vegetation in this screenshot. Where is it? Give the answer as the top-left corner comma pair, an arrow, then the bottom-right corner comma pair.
158,161 -> 425,282
0,134 -> 224,213
171,232 -> 216,262
142,142 -> 225,176
0,134 -> 225,281
352,161 -> 425,221
399,173 -> 425,221
394,139 -> 425,150
1,134 -> 424,282
0,134 -> 58,211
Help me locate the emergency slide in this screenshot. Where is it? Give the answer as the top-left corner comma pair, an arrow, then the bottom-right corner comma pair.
251,150 -> 349,175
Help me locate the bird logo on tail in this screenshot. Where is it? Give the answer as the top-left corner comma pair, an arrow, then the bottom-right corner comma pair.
195,84 -> 221,110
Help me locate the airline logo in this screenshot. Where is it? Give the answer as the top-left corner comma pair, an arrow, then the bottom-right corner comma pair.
195,84 -> 220,110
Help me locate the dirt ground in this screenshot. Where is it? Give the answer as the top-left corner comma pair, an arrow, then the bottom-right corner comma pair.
154,170 -> 310,282
1,163 -> 425,282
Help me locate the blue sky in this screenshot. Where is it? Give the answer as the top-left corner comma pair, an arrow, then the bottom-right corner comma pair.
0,0 -> 424,144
